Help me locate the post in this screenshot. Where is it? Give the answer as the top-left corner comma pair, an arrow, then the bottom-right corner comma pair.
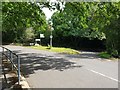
17,56 -> 20,85
2,47 -> 4,60
10,52 -> 14,70
2,47 -> 4,54
7,50 -> 9,59
39,34 -> 41,45
50,34 -> 52,48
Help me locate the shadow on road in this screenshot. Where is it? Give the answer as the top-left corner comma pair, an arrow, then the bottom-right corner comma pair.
62,52 -> 99,59
18,53 -> 82,78
2,48 -> 101,79
2,49 -> 82,78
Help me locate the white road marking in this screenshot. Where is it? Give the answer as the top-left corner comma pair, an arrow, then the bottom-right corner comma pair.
87,69 -> 119,82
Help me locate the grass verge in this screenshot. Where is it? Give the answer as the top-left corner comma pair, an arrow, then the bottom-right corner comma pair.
28,45 -> 80,54
98,52 -> 111,59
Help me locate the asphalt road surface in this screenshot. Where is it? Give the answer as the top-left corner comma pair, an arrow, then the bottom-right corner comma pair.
0,49 -> 2,90
1,45 -> 119,88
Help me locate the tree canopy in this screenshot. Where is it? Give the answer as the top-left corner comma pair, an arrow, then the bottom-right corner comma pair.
51,2 -> 120,56
2,1 -> 120,57
2,2 -> 47,43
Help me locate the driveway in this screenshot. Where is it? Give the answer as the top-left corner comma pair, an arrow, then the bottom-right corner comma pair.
1,45 -> 118,88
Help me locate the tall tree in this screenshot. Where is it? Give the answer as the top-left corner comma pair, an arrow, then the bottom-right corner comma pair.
2,2 -> 47,43
90,2 -> 120,56
52,2 -> 120,56
51,2 -> 106,48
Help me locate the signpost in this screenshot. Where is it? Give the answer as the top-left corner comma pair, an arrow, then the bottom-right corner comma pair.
35,39 -> 41,46
35,34 -> 45,45
50,35 -> 53,48
39,34 -> 45,45
40,34 -> 45,38
35,39 -> 41,41
48,20 -> 54,48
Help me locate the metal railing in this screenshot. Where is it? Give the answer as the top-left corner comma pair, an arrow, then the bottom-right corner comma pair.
2,46 -> 21,85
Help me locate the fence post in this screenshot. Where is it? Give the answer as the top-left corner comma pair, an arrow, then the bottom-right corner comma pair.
10,52 -> 14,70
17,55 -> 20,85
2,47 -> 4,54
8,50 -> 11,59
7,49 -> 10,59
2,47 -> 4,60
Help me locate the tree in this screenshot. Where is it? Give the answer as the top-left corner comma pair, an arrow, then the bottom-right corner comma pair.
51,2 -> 106,48
2,2 -> 47,43
91,2 -> 120,56
52,2 -> 120,56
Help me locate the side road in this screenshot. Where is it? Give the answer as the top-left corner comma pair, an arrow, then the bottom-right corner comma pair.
1,45 -> 118,88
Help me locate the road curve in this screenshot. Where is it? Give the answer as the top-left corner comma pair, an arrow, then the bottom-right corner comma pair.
1,45 -> 118,88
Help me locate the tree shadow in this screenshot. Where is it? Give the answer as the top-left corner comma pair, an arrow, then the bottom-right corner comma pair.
61,52 -> 99,60
3,49 -> 82,78
18,53 -> 82,78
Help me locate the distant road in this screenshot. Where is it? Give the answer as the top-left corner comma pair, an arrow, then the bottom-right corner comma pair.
2,45 -> 118,88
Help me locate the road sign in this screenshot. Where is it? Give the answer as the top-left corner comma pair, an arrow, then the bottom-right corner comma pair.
40,34 -> 45,38
35,39 -> 40,41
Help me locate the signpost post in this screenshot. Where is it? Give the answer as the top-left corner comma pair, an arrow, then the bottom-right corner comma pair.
48,20 -> 54,49
50,35 -> 53,48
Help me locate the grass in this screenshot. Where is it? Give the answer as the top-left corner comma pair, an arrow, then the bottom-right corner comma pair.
29,45 -> 80,54
98,52 -> 111,59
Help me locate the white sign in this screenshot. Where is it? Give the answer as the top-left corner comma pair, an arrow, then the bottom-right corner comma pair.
35,39 -> 40,41
40,34 -> 45,38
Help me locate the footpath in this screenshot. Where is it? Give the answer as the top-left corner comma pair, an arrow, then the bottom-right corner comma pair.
1,47 -> 30,90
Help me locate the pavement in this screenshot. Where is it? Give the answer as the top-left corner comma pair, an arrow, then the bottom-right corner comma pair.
1,45 -> 119,88
1,46 -> 30,90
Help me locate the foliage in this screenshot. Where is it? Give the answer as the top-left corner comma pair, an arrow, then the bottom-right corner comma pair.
2,1 -> 120,57
98,52 -> 111,59
52,2 -> 106,40
2,2 -> 47,43
51,2 -> 120,56
23,27 -> 35,43
95,2 -> 120,56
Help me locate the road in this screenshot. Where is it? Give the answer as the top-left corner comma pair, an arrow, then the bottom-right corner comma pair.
0,47 -> 2,90
1,45 -> 119,88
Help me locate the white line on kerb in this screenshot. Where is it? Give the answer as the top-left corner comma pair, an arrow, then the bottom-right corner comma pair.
88,69 -> 120,82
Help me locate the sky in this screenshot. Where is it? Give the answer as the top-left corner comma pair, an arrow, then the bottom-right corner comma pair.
42,7 -> 57,20
42,0 -> 58,20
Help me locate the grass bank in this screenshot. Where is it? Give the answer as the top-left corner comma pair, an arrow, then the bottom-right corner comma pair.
98,52 -> 119,60
28,45 -> 80,54
98,52 -> 111,59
